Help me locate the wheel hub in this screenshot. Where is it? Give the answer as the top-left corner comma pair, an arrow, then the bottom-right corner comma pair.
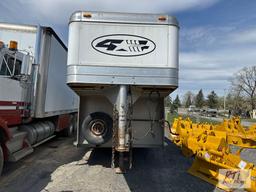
90,120 -> 106,136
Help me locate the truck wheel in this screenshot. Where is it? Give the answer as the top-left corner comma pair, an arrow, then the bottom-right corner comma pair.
72,114 -> 78,133
63,122 -> 74,137
82,112 -> 112,145
0,146 -> 3,175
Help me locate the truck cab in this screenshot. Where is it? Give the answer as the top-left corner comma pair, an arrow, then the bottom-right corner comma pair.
0,41 -> 33,121
0,41 -> 32,79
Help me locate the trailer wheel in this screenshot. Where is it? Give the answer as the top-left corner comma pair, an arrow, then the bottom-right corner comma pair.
0,145 -> 3,175
82,112 -> 112,145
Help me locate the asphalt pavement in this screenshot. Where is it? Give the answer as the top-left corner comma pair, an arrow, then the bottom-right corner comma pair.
0,134 -> 255,192
0,135 -> 218,192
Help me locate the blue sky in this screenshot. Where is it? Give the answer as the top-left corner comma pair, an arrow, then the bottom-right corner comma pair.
176,1 -> 256,99
0,0 -> 255,99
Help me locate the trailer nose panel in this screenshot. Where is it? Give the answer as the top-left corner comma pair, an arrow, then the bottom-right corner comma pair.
67,11 -> 179,89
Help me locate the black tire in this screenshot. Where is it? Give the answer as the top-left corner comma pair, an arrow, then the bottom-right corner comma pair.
63,122 -> 74,137
73,114 -> 78,133
0,146 -> 3,175
82,112 -> 112,145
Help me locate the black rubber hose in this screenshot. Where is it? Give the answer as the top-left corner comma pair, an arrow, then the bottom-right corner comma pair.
160,119 -> 179,136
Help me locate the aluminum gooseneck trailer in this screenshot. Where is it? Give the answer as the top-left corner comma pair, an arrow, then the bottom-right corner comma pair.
67,11 -> 179,172
0,23 -> 78,175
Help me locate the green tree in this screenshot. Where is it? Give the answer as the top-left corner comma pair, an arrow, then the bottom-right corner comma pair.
183,91 -> 194,108
185,94 -> 192,108
207,91 -> 219,108
164,96 -> 172,108
195,89 -> 204,108
173,95 -> 181,110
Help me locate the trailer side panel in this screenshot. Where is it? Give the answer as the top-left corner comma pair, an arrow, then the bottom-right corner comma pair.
35,28 -> 78,118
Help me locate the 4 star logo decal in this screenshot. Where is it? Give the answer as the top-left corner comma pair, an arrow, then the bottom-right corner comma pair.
91,34 -> 156,57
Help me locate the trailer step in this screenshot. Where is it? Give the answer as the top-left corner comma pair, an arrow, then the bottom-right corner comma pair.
8,145 -> 34,162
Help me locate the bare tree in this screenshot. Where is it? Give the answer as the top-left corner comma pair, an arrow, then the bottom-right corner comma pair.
182,91 -> 194,107
231,66 -> 256,111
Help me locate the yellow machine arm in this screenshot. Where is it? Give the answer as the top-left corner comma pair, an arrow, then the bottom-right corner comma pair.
170,117 -> 256,191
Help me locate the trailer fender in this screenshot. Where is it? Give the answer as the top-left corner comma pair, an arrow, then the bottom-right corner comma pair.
82,112 -> 112,145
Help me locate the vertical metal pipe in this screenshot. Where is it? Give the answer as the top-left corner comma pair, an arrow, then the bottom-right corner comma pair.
117,85 -> 128,151
30,25 -> 42,117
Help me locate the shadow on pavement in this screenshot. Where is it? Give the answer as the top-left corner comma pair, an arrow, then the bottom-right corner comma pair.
0,136 -> 87,192
87,137 -> 216,192
0,136 -> 217,192
87,148 -> 112,168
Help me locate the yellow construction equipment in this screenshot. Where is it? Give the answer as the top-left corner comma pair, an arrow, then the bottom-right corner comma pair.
171,117 -> 227,157
171,117 -> 256,149
170,116 -> 256,191
171,117 -> 212,146
188,146 -> 256,191
182,130 -> 227,157
215,117 -> 256,148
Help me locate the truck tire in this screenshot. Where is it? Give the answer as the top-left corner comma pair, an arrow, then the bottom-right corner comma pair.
63,121 -> 74,137
73,114 -> 78,133
63,114 -> 78,137
82,112 -> 112,145
0,146 -> 3,175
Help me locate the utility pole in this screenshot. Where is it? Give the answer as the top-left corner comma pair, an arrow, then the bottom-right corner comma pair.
224,89 -> 226,111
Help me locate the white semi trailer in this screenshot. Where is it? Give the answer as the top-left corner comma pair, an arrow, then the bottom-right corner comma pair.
0,23 -> 78,175
67,11 -> 179,172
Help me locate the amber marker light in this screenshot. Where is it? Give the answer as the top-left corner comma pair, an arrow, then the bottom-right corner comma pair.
9,40 -> 18,50
158,16 -> 167,21
83,12 -> 92,18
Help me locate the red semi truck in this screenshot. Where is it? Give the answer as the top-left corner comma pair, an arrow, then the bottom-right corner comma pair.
0,22 -> 78,175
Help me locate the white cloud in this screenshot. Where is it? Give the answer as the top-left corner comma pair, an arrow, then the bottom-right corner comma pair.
178,25 -> 256,96
180,26 -> 237,50
1,0 -> 220,23
180,47 -> 256,71
18,0 -> 219,15
0,0 -> 220,44
229,28 -> 256,44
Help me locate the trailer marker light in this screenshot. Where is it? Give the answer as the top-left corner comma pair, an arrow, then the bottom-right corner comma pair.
83,13 -> 92,18
158,16 -> 167,21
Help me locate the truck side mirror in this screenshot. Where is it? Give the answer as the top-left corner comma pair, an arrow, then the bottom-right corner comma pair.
21,54 -> 33,75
